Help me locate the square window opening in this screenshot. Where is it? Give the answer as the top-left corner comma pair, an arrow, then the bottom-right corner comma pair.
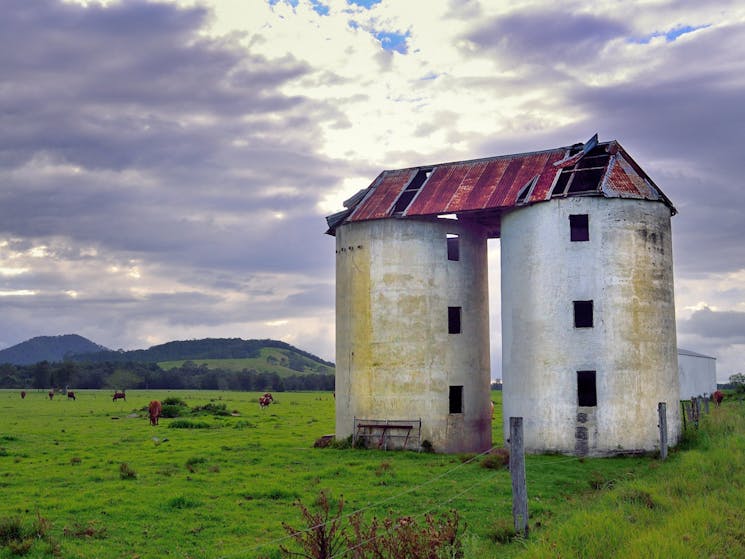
570,214 -> 589,242
577,371 -> 597,407
448,306 -> 462,334
574,300 -> 593,328
449,385 -> 463,414
447,234 -> 460,261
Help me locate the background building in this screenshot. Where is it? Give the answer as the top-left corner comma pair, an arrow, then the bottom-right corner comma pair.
678,348 -> 717,400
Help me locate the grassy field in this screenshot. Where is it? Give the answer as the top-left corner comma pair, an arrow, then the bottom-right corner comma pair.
0,390 -> 743,558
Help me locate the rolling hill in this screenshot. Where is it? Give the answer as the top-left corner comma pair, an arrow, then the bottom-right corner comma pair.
0,334 -> 108,365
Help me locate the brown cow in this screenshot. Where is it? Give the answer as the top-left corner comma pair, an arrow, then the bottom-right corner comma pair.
713,390 -> 724,407
112,390 -> 126,402
148,400 -> 162,426
48,390 -> 54,400
259,392 -> 273,409
20,391 -> 26,399
67,391 -> 76,401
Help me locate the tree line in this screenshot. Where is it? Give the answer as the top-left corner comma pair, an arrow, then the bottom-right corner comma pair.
0,360 -> 334,392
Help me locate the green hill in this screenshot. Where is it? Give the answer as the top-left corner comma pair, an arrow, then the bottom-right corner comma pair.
158,346 -> 334,377
71,337 -> 334,370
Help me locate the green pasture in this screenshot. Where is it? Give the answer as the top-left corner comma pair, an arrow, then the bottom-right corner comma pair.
0,390 -> 744,558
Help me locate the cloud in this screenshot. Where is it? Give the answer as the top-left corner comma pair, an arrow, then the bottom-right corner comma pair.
680,307 -> 745,342
465,9 -> 628,64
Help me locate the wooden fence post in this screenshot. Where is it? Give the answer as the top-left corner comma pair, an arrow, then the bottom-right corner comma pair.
704,396 -> 710,414
509,417 -> 529,538
658,402 -> 667,461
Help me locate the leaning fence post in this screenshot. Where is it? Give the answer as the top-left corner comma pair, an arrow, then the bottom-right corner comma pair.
658,402 -> 668,461
509,417 -> 529,538
703,396 -> 710,414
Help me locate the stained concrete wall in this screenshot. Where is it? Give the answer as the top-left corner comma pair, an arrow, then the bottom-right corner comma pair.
501,197 -> 681,455
678,349 -> 717,399
335,218 -> 492,453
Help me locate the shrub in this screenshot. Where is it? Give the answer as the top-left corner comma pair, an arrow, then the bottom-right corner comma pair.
162,397 -> 187,407
280,492 -> 463,559
481,448 -> 509,470
169,420 -> 211,429
160,404 -> 186,418
63,520 -> 107,539
191,403 -> 230,416
168,496 -> 200,510
119,462 -> 137,480
488,517 -> 518,544
0,517 -> 23,545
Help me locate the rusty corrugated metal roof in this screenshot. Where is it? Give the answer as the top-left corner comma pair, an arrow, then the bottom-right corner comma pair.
326,136 -> 675,236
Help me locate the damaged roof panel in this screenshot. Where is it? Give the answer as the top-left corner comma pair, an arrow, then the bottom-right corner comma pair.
328,137 -> 675,235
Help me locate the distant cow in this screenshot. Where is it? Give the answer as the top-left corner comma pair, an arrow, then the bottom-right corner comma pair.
20,391 -> 26,399
67,391 -> 76,401
112,391 -> 126,402
48,390 -> 54,400
259,393 -> 273,409
713,390 -> 724,407
148,400 -> 162,426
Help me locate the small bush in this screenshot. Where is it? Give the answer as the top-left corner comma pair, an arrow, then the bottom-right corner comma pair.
119,462 -> 137,480
0,514 -> 56,556
63,520 -> 107,539
421,440 -> 434,453
192,403 -> 230,416
168,496 -> 200,510
162,397 -> 187,407
233,420 -> 257,430
160,404 -> 186,418
0,516 -> 23,544
489,517 -> 518,544
185,456 -> 208,472
481,448 -> 510,470
169,420 -> 211,429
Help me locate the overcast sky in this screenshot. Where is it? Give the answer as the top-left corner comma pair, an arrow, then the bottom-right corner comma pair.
1,0 -> 743,381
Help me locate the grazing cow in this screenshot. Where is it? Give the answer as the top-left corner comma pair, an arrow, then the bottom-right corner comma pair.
112,390 -> 126,402
20,391 -> 26,399
67,391 -> 76,401
148,400 -> 162,426
713,390 -> 724,407
259,392 -> 273,409
48,390 -> 54,400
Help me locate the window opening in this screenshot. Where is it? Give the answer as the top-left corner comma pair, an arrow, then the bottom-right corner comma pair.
392,168 -> 432,214
574,300 -> 593,328
550,146 -> 611,198
570,214 -> 589,242
516,175 -> 539,205
449,385 -> 463,413
448,306 -> 462,334
577,371 -> 597,407
447,234 -> 460,261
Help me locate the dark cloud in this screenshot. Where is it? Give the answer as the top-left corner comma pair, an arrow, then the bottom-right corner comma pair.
465,9 -> 628,63
680,307 -> 745,342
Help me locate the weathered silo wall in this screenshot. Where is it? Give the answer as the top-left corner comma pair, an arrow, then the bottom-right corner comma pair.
335,218 -> 492,453
501,197 -> 680,455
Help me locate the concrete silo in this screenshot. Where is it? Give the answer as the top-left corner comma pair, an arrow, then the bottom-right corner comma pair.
326,135 -> 680,455
500,196 -> 680,455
